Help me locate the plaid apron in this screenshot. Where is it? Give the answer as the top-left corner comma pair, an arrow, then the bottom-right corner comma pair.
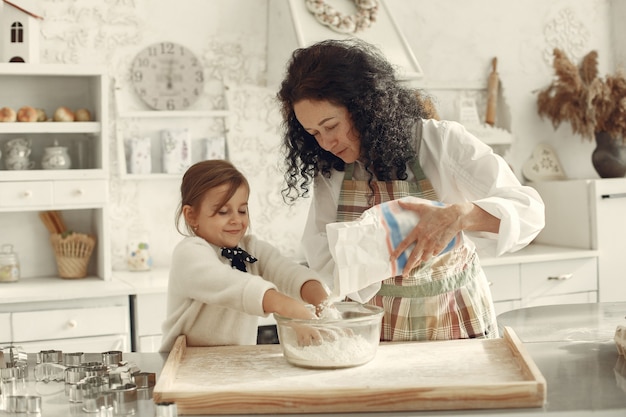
337,159 -> 498,341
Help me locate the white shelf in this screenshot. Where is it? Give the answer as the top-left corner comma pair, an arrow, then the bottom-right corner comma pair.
0,168 -> 106,182
0,63 -> 105,76
118,110 -> 230,119
0,121 -> 101,134
119,173 -> 183,181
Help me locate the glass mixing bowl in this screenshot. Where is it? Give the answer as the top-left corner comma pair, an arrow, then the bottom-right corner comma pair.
273,301 -> 384,369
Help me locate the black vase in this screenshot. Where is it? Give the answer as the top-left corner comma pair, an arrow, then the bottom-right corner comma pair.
591,131 -> 626,178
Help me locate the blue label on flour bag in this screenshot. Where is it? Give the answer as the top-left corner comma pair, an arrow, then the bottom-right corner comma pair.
380,200 -> 458,275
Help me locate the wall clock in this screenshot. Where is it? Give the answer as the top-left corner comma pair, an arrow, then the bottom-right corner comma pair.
131,42 -> 205,111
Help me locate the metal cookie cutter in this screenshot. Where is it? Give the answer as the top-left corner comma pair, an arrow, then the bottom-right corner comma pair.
63,352 -> 85,367
133,371 -> 156,400
1,364 -> 28,399
155,401 -> 178,417
4,395 -> 42,413
111,383 -> 138,416
101,351 -> 123,367
35,349 -> 66,383
81,375 -> 111,413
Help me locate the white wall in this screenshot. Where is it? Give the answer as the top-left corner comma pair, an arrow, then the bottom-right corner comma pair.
21,0 -> 622,269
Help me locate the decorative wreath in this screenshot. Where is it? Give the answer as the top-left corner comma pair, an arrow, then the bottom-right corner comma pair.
305,0 -> 379,34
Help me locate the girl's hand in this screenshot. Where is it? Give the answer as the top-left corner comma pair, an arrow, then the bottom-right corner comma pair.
263,289 -> 316,320
300,279 -> 330,308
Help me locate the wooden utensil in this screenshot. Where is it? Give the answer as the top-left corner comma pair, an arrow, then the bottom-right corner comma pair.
38,211 -> 67,234
486,57 -> 499,125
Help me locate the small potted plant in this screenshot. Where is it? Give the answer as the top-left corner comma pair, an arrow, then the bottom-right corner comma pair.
536,48 -> 626,178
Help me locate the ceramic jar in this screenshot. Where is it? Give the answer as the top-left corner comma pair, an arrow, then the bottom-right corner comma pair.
127,239 -> 153,271
42,141 -> 71,170
0,244 -> 20,283
3,138 -> 34,170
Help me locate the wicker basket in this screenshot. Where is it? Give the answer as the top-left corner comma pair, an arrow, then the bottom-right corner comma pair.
50,233 -> 96,279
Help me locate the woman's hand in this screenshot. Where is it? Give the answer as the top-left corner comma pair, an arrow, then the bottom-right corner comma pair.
389,200 -> 500,277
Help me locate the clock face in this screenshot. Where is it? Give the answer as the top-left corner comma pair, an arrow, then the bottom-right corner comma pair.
131,42 -> 205,110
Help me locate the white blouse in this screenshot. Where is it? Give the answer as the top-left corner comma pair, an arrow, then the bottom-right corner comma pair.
302,118 -> 546,286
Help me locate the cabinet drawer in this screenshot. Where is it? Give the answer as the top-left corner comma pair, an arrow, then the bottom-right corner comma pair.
482,264 -> 521,302
12,306 -> 128,342
0,182 -> 53,208
135,293 -> 167,336
53,180 -> 107,205
521,257 -> 598,300
16,334 -> 129,354
0,312 -> 10,342
137,335 -> 163,353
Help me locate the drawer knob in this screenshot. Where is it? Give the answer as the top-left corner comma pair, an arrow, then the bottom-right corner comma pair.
74,189 -> 84,196
22,190 -> 33,198
547,273 -> 573,281
67,319 -> 78,328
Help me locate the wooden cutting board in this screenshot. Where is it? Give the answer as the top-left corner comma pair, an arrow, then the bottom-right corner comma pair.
153,327 -> 546,415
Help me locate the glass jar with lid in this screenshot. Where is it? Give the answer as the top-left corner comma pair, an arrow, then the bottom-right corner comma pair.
0,244 -> 20,283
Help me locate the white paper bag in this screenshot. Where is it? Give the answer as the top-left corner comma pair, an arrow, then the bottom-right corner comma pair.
161,128 -> 191,174
128,136 -> 151,174
326,196 -> 464,301
203,136 -> 226,160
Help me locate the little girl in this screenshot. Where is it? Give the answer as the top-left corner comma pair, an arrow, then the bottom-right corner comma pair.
159,160 -> 329,352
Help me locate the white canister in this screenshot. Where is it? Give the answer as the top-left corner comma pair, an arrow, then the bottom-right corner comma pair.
42,141 -> 71,170
127,240 -> 153,271
0,244 -> 20,282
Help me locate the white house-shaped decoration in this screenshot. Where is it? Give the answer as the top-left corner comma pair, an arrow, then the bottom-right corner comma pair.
0,0 -> 43,63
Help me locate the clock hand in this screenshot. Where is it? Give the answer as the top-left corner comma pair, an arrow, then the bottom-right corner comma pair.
166,59 -> 174,90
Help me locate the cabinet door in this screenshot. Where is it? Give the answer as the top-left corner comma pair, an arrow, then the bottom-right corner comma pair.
592,179 -> 626,302
521,257 -> 598,303
134,293 -> 167,337
138,335 -> 163,353
482,264 -> 521,302
0,312 -> 10,342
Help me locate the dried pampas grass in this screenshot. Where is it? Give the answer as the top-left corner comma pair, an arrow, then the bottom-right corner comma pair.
537,48 -> 626,142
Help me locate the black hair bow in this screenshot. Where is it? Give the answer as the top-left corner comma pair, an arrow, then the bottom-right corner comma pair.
221,247 -> 257,272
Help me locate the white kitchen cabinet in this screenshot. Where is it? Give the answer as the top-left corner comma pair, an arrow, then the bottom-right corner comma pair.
481,244 -> 598,316
531,178 -> 626,302
0,64 -> 111,280
132,292 -> 167,352
0,296 -> 130,353
0,312 -> 10,344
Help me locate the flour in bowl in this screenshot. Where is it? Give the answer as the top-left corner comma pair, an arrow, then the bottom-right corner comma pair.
282,333 -> 375,368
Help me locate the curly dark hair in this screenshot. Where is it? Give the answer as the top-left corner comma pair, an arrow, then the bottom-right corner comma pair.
277,38 -> 431,202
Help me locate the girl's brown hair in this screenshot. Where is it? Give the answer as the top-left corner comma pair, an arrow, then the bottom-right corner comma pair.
175,160 -> 250,236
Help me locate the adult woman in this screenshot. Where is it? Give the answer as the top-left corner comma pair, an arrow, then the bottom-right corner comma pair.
277,39 -> 545,341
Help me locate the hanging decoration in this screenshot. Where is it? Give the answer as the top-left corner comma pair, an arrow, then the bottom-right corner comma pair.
305,0 -> 379,34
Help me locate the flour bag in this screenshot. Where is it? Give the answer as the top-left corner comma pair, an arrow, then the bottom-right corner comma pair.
326,196 -> 466,302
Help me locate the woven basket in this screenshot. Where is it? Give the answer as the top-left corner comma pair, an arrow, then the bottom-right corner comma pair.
50,233 -> 96,279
